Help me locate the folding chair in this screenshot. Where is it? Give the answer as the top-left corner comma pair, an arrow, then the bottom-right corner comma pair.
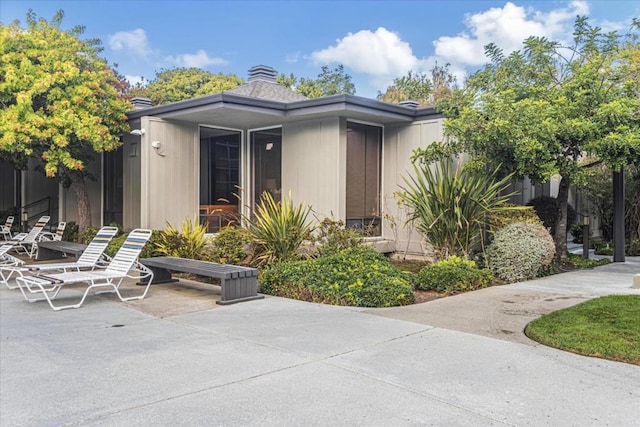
1,216 -> 14,240
5,216 -> 51,258
0,244 -> 24,285
16,229 -> 154,311
38,222 -> 66,242
1,226 -> 118,290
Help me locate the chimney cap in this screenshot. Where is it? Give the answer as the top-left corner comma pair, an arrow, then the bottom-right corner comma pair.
248,65 -> 278,83
131,97 -> 152,110
398,100 -> 420,108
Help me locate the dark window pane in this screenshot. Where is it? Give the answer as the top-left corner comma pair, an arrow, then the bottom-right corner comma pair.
251,128 -> 282,206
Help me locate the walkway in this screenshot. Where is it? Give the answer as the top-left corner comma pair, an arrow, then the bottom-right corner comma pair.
1,260 -> 639,426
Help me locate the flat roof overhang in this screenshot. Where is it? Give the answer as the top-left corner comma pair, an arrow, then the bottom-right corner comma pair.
126,93 -> 442,129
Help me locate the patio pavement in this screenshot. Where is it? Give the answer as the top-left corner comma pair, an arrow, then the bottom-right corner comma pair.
1,258 -> 639,426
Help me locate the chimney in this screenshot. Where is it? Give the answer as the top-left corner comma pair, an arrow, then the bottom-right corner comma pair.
131,97 -> 152,110
247,65 -> 277,83
398,100 -> 420,108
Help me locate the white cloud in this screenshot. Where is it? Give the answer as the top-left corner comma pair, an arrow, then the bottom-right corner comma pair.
125,75 -> 145,86
285,52 -> 301,63
164,49 -> 228,68
311,27 -> 429,87
108,29 -> 151,56
433,1 -> 590,67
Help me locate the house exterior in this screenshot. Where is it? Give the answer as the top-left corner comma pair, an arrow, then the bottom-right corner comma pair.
121,65 -> 445,254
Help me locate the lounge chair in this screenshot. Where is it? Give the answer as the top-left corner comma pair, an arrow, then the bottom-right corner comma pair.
3,216 -> 51,258
1,216 -> 14,240
1,226 -> 118,290
0,244 -> 24,285
15,229 -> 154,311
38,221 -> 66,242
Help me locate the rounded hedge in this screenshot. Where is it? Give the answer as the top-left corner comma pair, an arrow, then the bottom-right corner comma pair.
526,196 -> 576,236
415,256 -> 493,294
486,222 -> 556,283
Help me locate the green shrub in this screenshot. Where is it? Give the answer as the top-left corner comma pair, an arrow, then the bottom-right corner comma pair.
105,230 -> 162,259
486,222 -> 556,283
526,196 -> 576,236
312,218 -> 363,255
245,191 -> 314,265
490,204 -> 542,232
415,255 -> 493,294
78,226 -> 98,244
62,221 -> 79,242
155,218 -> 209,260
260,246 -> 414,307
206,226 -> 251,265
569,222 -> 592,244
567,253 -> 610,268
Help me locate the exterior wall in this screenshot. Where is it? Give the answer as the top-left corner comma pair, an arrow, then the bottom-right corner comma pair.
59,157 -> 103,227
383,119 -> 444,257
0,159 -> 17,211
282,117 -> 342,219
139,117 -> 199,229
123,119 -> 142,230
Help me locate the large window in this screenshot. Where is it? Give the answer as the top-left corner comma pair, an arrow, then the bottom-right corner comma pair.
199,127 -> 241,232
251,128 -> 282,206
346,122 -> 382,235
103,146 -> 123,225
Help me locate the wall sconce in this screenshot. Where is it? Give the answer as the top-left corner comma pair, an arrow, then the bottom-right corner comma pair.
130,129 -> 145,136
151,140 -> 165,156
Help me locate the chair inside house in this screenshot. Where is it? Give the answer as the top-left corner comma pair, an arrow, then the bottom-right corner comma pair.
15,228 -> 154,311
1,216 -> 14,240
4,216 -> 50,259
1,226 -> 119,290
0,244 -> 24,286
38,222 -> 66,242
199,204 -> 238,233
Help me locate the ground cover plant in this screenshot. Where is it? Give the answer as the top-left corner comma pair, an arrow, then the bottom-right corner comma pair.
415,255 -> 493,294
525,295 -> 640,365
259,245 -> 415,307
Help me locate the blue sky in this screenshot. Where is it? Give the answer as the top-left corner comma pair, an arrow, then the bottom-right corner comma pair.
1,0 -> 638,98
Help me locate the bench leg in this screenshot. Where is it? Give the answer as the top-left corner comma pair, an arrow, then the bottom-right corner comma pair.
140,266 -> 178,285
36,246 -> 66,261
216,277 -> 264,305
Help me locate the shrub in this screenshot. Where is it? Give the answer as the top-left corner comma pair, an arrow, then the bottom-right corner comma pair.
490,204 -> 542,232
105,230 -> 162,259
260,246 -> 415,307
415,256 -> 493,294
62,221 -> 79,242
526,196 -> 576,236
206,226 -> 251,265
155,218 -> 209,260
486,222 -> 556,283
399,158 -> 516,259
312,218 -> 363,256
245,191 -> 314,265
78,226 -> 98,244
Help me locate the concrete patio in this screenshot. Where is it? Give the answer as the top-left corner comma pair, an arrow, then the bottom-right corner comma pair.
1,259 -> 639,426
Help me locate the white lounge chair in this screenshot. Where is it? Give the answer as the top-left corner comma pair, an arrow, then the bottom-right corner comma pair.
1,216 -> 14,240
4,216 -> 51,258
2,226 -> 119,290
0,244 -> 24,285
38,221 -> 66,242
16,229 -> 154,311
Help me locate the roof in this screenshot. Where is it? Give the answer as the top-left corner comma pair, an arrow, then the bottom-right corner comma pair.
226,80 -> 308,102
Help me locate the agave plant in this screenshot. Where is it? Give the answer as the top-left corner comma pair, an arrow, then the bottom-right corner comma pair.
155,217 -> 209,260
245,191 -> 314,265
399,158 -> 517,259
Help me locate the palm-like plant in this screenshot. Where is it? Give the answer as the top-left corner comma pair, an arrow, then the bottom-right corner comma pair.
155,217 -> 209,260
399,158 -> 517,259
245,191 -> 314,265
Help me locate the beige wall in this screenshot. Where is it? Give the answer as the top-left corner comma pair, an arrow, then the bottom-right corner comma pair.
383,119 -> 444,256
282,117 -> 343,220
123,120 -> 142,230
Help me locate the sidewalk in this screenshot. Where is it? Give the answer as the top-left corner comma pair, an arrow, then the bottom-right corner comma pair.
1,260 -> 639,426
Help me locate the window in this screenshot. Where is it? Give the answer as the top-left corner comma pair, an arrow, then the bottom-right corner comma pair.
103,146 -> 123,225
251,128 -> 282,206
199,127 -> 241,232
346,122 -> 381,235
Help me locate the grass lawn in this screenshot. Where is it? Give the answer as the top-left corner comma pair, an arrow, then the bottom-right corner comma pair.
525,295 -> 640,365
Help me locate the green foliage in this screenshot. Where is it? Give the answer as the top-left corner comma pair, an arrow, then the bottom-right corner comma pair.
312,218 -> 363,256
206,226 -> 251,265
62,221 -> 79,242
490,203 -> 542,232
129,67 -> 243,105
592,239 -> 640,256
570,222 -> 591,244
260,246 -> 414,307
566,253 -> 610,269
415,256 -> 493,294
399,158 -> 517,259
486,222 -> 556,283
78,226 -> 98,244
155,218 -> 209,260
245,191 -> 313,265
525,295 -> 640,365
277,65 -> 355,98
526,196 -> 577,236
377,64 -> 456,106
104,230 -> 162,259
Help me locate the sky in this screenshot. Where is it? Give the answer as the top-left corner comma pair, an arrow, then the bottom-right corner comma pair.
1,0 -> 638,98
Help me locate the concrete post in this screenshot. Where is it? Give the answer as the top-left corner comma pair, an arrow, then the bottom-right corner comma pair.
613,169 -> 625,262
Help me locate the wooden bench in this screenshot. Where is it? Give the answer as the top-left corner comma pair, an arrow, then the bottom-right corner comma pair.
139,256 -> 263,305
36,241 -> 87,261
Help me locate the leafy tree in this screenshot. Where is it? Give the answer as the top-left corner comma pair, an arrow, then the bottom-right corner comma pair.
377,64 -> 456,106
0,10 -> 130,231
415,17 -> 640,261
130,67 -> 243,105
277,64 -> 355,98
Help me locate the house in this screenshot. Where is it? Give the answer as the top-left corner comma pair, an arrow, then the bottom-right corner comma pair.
120,65 -> 446,254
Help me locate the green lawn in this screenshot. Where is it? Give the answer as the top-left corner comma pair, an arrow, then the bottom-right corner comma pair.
525,295 -> 640,365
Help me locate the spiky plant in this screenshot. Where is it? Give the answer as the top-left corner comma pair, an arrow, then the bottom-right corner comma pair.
155,217 -> 209,260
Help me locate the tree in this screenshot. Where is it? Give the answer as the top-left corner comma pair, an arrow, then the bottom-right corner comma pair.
0,10 -> 131,231
130,67 -> 243,105
377,64 -> 456,106
415,17 -> 640,262
277,64 -> 355,98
